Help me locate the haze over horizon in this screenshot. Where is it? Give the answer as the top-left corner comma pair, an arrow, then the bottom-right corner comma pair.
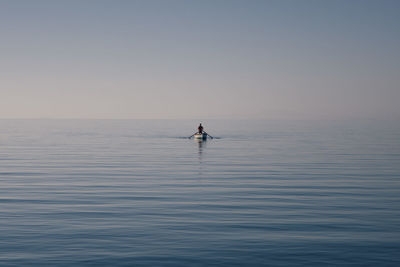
1,0 -> 399,120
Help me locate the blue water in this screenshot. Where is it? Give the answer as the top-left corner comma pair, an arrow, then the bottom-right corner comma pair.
1,119 -> 399,266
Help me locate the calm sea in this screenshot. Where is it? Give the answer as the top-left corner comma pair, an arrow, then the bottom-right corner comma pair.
0,119 -> 399,266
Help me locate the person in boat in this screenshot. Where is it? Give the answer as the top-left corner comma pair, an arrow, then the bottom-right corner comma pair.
198,123 -> 203,134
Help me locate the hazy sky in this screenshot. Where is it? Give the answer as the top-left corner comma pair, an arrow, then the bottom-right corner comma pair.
1,0 -> 399,119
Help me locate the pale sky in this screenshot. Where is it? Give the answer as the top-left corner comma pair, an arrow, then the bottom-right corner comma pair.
1,0 -> 399,120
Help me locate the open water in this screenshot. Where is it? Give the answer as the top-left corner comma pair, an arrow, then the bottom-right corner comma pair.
0,119 -> 399,266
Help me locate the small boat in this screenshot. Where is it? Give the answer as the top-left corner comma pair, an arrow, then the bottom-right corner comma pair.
193,132 -> 207,140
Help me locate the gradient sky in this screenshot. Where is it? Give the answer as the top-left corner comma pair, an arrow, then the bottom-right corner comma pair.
1,0 -> 399,119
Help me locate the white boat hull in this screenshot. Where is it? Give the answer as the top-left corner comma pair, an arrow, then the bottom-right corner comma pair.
194,133 -> 207,140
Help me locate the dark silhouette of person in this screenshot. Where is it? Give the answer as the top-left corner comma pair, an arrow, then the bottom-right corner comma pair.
198,123 -> 203,134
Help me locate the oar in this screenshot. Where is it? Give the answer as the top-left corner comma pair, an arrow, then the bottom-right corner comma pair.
205,132 -> 214,139
188,132 -> 197,139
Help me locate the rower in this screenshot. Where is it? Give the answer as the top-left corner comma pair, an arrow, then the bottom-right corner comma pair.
198,123 -> 203,134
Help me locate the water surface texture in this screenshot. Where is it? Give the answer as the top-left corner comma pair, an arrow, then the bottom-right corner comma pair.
1,119 -> 399,266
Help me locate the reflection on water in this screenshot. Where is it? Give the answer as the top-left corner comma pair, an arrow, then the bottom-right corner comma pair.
196,138 -> 206,156
195,138 -> 206,175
